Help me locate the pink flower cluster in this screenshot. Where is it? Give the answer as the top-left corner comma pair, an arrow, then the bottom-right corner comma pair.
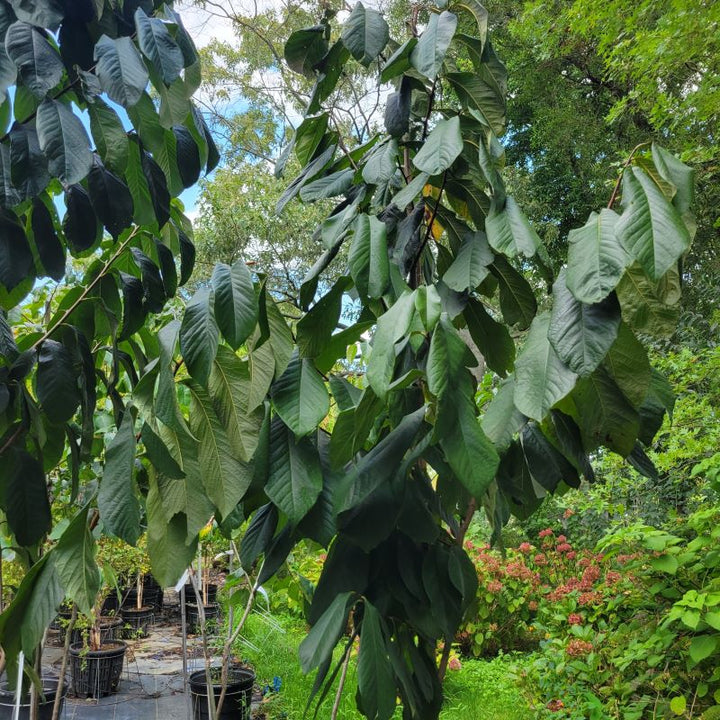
566,638 -> 594,657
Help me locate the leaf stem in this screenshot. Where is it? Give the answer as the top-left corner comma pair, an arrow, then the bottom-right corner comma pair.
31,227 -> 140,351
606,141 -> 651,209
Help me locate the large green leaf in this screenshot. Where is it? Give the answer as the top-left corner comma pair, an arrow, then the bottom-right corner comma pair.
490,255 -> 537,330
548,271 -> 621,376
208,346 -> 263,462
9,123 -> 50,201
341,2 -> 389,67
297,277 -> 349,358
62,184 -> 101,254
8,0 -> 64,30
266,417 -> 323,523
98,410 -> 141,545
94,35 -> 149,108
284,25 -> 328,78
142,422 -> 185,478
520,423 -> 579,492
689,634 -> 718,665
2,448 -> 51,546
481,378 -> 525,452
31,197 -> 64,281
651,144 -> 694,216
486,196 -> 541,259
367,290 -> 416,399
271,350 -> 329,437
88,98 -> 129,174
357,602 -> 396,720
36,98 -> 92,184
615,167 -> 691,281
410,10 -> 457,80
443,231 -> 493,291
5,21 -> 63,97
440,395 -> 500,498
603,323 -> 651,406
0,210 -> 33,291
135,8 -> 183,85
464,299 -> 515,377
427,314 -> 475,399
36,338 -> 80,423
572,367 -> 640,456
349,214 -> 390,299
413,116 -> 463,176
188,381 -> 253,519
362,139 -> 398,185
53,506 -> 100,616
212,260 -> 257,350
180,287 -> 219,386
616,262 -> 680,338
299,591 -> 354,673
87,159 -> 134,239
566,209 -> 628,304
513,312 -> 577,422
446,71 -> 505,136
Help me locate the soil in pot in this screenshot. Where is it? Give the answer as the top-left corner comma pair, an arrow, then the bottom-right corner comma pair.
189,667 -> 255,720
69,642 -> 126,698
185,603 -> 220,635
120,606 -> 153,638
0,678 -> 66,720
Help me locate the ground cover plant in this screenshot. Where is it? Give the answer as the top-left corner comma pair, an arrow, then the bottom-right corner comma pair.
0,1 -> 700,719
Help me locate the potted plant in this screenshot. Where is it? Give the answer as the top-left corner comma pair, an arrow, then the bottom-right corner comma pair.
185,523 -> 221,636
69,570 -> 127,699
70,593 -> 127,698
108,536 -> 154,638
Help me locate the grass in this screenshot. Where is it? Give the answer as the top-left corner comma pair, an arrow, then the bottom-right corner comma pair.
233,611 -> 533,719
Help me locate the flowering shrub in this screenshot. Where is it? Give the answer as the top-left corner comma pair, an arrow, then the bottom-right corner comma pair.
458,529 -> 635,658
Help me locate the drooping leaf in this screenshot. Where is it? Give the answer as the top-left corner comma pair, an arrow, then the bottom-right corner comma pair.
212,260 -> 257,350
413,116 -> 463,176
548,271 -> 621,376
566,209 -> 628,304
362,139 -> 398,185
94,34 -> 149,108
98,410 -> 141,545
443,231 -> 493,292
142,421 -> 185,478
486,196 -> 541,259
357,602 -> 396,720
36,98 -> 92,184
5,22 -> 63,97
284,25 -> 328,78
603,322 -> 651,406
8,123 -> 49,200
2,448 -> 51,546
63,184 -> 101,255
572,367 -> 640,457
410,10 -> 457,80
0,209 -> 33,291
349,213 -> 390,300
53,506 -> 100,616
87,158 -> 134,239
140,150 -> 171,228
489,255 -> 537,330
513,312 -> 577,422
31,197 -> 64,281
134,8 -> 184,85
271,350 -> 329,437
482,378 -> 525,452
131,247 -> 165,313
180,287 -> 219,386
341,2 -> 389,67
520,422 -> 579,492
689,635 -> 718,665
240,503 -> 278,568
88,98 -> 129,174
464,299 -> 515,377
615,167 -> 691,281
36,339 -> 80,423
187,381 -> 253,519
266,417 -> 323,523
299,591 -> 354,673
446,71 -> 506,136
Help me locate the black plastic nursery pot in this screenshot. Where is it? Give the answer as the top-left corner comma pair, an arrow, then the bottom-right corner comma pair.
0,678 -> 66,720
120,606 -> 153,638
185,602 -> 220,635
69,642 -> 126,698
183,583 -> 217,605
189,667 -> 255,720
122,585 -> 162,613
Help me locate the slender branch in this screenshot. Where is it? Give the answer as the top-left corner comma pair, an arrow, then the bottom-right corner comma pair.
330,636 -> 354,720
438,497 -> 477,683
0,422 -> 26,456
607,142 -> 651,209
31,228 -> 140,351
51,605 -> 77,720
411,172 -> 447,287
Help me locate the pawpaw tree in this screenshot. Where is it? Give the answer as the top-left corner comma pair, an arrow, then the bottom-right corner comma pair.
0,0 -> 213,686
0,1 -> 695,719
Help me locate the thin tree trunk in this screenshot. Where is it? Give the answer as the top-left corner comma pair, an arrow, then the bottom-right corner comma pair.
51,605 -> 77,720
